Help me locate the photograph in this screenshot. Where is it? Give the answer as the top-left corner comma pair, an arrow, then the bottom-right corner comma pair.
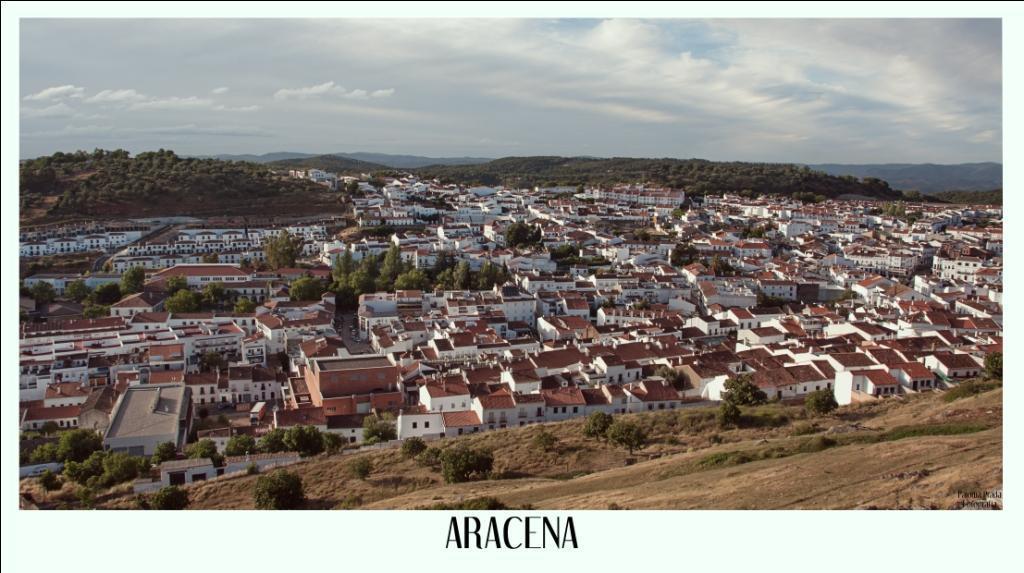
5,4 -> 1021,570
12,12 -> 1007,512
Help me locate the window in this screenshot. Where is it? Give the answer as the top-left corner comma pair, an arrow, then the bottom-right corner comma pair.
424,421 -> 430,428
412,421 -> 418,429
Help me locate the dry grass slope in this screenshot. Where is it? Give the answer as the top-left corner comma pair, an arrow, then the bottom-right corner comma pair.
83,387 -> 1001,510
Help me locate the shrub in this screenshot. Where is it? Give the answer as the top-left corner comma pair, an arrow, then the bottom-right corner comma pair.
401,437 -> 427,459
804,389 -> 838,416
362,413 -> 397,444
151,441 -> 178,465
348,457 -> 372,480
150,486 -> 189,510
440,446 -> 494,484
429,497 -> 508,510
283,425 -> 324,457
606,420 -> 648,454
532,429 -> 558,452
984,351 -> 1002,380
797,436 -> 837,453
943,380 -> 999,403
717,401 -> 741,428
253,470 -> 305,509
722,374 -> 767,406
39,469 -> 61,491
56,429 -> 103,463
246,462 -> 260,476
224,435 -> 257,457
417,447 -> 442,470
583,412 -> 613,440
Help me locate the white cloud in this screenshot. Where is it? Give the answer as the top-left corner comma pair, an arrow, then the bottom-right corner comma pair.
21,102 -> 77,118
86,89 -> 146,104
214,104 -> 260,112
23,84 -> 85,101
274,81 -> 395,100
129,96 -> 214,111
211,86 -> 230,95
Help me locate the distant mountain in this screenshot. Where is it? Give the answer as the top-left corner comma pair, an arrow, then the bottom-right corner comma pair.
928,189 -> 1002,205
336,152 -> 493,169
807,163 -> 1002,193
209,152 -> 318,163
210,151 -> 493,169
267,154 -> 390,173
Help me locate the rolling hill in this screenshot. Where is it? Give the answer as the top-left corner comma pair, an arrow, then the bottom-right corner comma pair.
70,386 -> 1002,511
214,151 -> 493,168
412,156 -> 904,200
19,149 -> 347,224
809,163 -> 1002,193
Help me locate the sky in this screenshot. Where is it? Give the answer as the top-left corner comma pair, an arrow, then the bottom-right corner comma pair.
19,18 -> 1002,163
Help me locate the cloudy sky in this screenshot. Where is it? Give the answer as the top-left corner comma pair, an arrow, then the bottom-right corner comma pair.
20,18 -> 1001,163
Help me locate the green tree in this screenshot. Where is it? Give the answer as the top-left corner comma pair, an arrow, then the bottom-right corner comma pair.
258,428 -> 288,453
362,413 -> 397,444
100,452 -> 146,485
505,222 -> 542,248
201,281 -> 225,308
151,442 -> 178,465
333,250 -> 355,282
64,280 -> 92,303
654,365 -> 685,390
185,439 -> 223,466
253,470 -> 305,509
452,261 -> 471,290
670,243 -> 698,267
717,400 -> 742,428
289,276 -> 324,301
149,485 -> 189,510
120,266 -> 146,294
984,352 -> 1002,381
165,275 -> 188,295
92,282 -> 123,305
321,432 -> 343,454
82,304 -> 110,318
284,425 -> 325,457
30,443 -> 59,464
401,437 -> 427,458
264,231 -> 302,270
439,446 -> 494,484
56,429 -> 103,463
40,421 -> 60,436
377,244 -> 405,291
200,351 -> 226,372
40,469 -> 61,492
164,289 -> 201,314
583,411 -> 613,441
233,297 -> 257,313
532,429 -> 558,452
30,281 -> 56,305
348,457 -> 372,480
606,420 -> 648,454
64,450 -> 106,484
722,374 -> 767,406
224,435 -> 258,457
394,268 -> 430,291
804,389 -> 839,416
